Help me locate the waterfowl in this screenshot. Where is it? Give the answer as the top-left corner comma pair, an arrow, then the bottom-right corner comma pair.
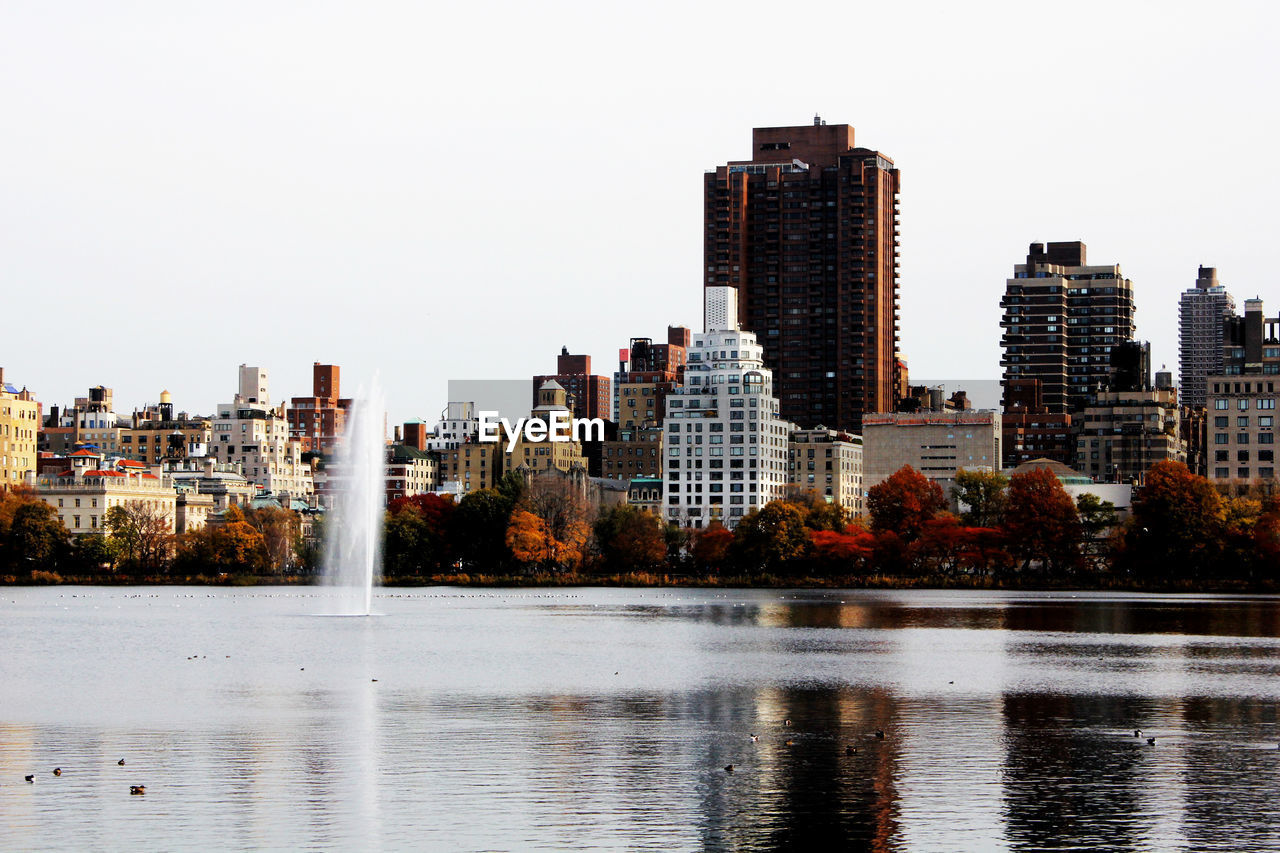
875,730 -> 886,740
130,785 -> 146,795
118,759 -> 126,766
784,719 -> 792,727
24,775 -> 33,783
52,768 -> 61,776
846,746 -> 857,756
1134,730 -> 1141,737
749,734 -> 759,742
1147,737 -> 1156,745
784,739 -> 795,746
724,764 -> 734,772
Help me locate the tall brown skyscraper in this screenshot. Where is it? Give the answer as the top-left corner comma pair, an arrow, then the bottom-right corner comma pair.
704,118 -> 900,431
999,241 -> 1136,414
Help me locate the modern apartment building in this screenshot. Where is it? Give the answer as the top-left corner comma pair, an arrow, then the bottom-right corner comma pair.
1000,241 -> 1136,413
1178,266 -> 1235,409
663,287 -> 796,529
212,365 -> 314,498
704,118 -> 900,431
1074,388 -> 1184,484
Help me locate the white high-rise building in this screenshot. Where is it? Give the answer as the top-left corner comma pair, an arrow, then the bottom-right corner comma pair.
1179,266 -> 1235,409
212,366 -> 314,498
663,288 -> 795,529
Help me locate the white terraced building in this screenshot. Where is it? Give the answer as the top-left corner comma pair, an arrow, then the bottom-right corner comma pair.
663,286 -> 795,530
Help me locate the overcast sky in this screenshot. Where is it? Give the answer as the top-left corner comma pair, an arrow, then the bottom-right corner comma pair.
3,1 -> 1276,427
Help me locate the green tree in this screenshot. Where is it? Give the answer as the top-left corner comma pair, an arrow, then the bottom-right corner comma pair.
593,505 -> 666,573
454,489 -> 516,571
6,499 -> 70,578
951,469 -> 1009,528
1076,492 -> 1118,571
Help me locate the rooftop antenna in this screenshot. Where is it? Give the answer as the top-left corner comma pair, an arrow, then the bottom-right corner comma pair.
813,113 -> 822,126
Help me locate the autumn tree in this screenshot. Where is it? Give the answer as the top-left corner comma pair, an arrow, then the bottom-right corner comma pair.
867,466 -> 948,540
690,522 -> 733,575
808,523 -> 875,577
729,501 -> 809,575
506,509 -> 552,568
510,475 -> 592,572
1122,461 -> 1225,580
0,492 -> 70,578
1002,467 -> 1081,574
951,469 -> 1009,528
382,493 -> 457,578
593,505 -> 666,574
106,501 -> 174,576
244,506 -> 302,575
174,506 -> 269,576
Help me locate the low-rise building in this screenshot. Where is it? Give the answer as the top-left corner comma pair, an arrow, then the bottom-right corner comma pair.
160,457 -> 256,512
862,411 -> 1002,496
627,476 -> 663,516
386,445 -> 439,502
122,391 -> 212,465
37,452 -> 177,536
787,427 -> 864,516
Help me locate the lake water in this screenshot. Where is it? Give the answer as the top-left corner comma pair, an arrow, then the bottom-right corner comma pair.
1,587 -> 1279,851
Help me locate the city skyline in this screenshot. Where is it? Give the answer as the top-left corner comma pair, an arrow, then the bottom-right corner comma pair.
3,3 -> 1276,426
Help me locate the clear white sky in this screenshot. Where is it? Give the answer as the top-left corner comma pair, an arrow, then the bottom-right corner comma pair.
3,1 -> 1276,427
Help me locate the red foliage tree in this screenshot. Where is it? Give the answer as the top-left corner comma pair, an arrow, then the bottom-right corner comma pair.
1003,467 -> 1081,574
866,466 -> 948,540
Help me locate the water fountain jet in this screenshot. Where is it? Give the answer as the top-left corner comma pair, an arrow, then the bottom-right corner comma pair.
320,378 -> 385,616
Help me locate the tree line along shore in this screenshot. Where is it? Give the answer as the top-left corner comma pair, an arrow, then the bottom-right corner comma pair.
1,462 -> 1278,591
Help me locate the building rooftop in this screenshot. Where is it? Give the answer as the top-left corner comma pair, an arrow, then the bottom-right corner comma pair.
1007,458 -> 1093,485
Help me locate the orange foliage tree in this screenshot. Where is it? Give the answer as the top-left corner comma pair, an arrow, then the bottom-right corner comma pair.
1122,460 -> 1225,579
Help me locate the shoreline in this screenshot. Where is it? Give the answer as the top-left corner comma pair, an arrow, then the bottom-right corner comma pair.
6,572 -> 1279,594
